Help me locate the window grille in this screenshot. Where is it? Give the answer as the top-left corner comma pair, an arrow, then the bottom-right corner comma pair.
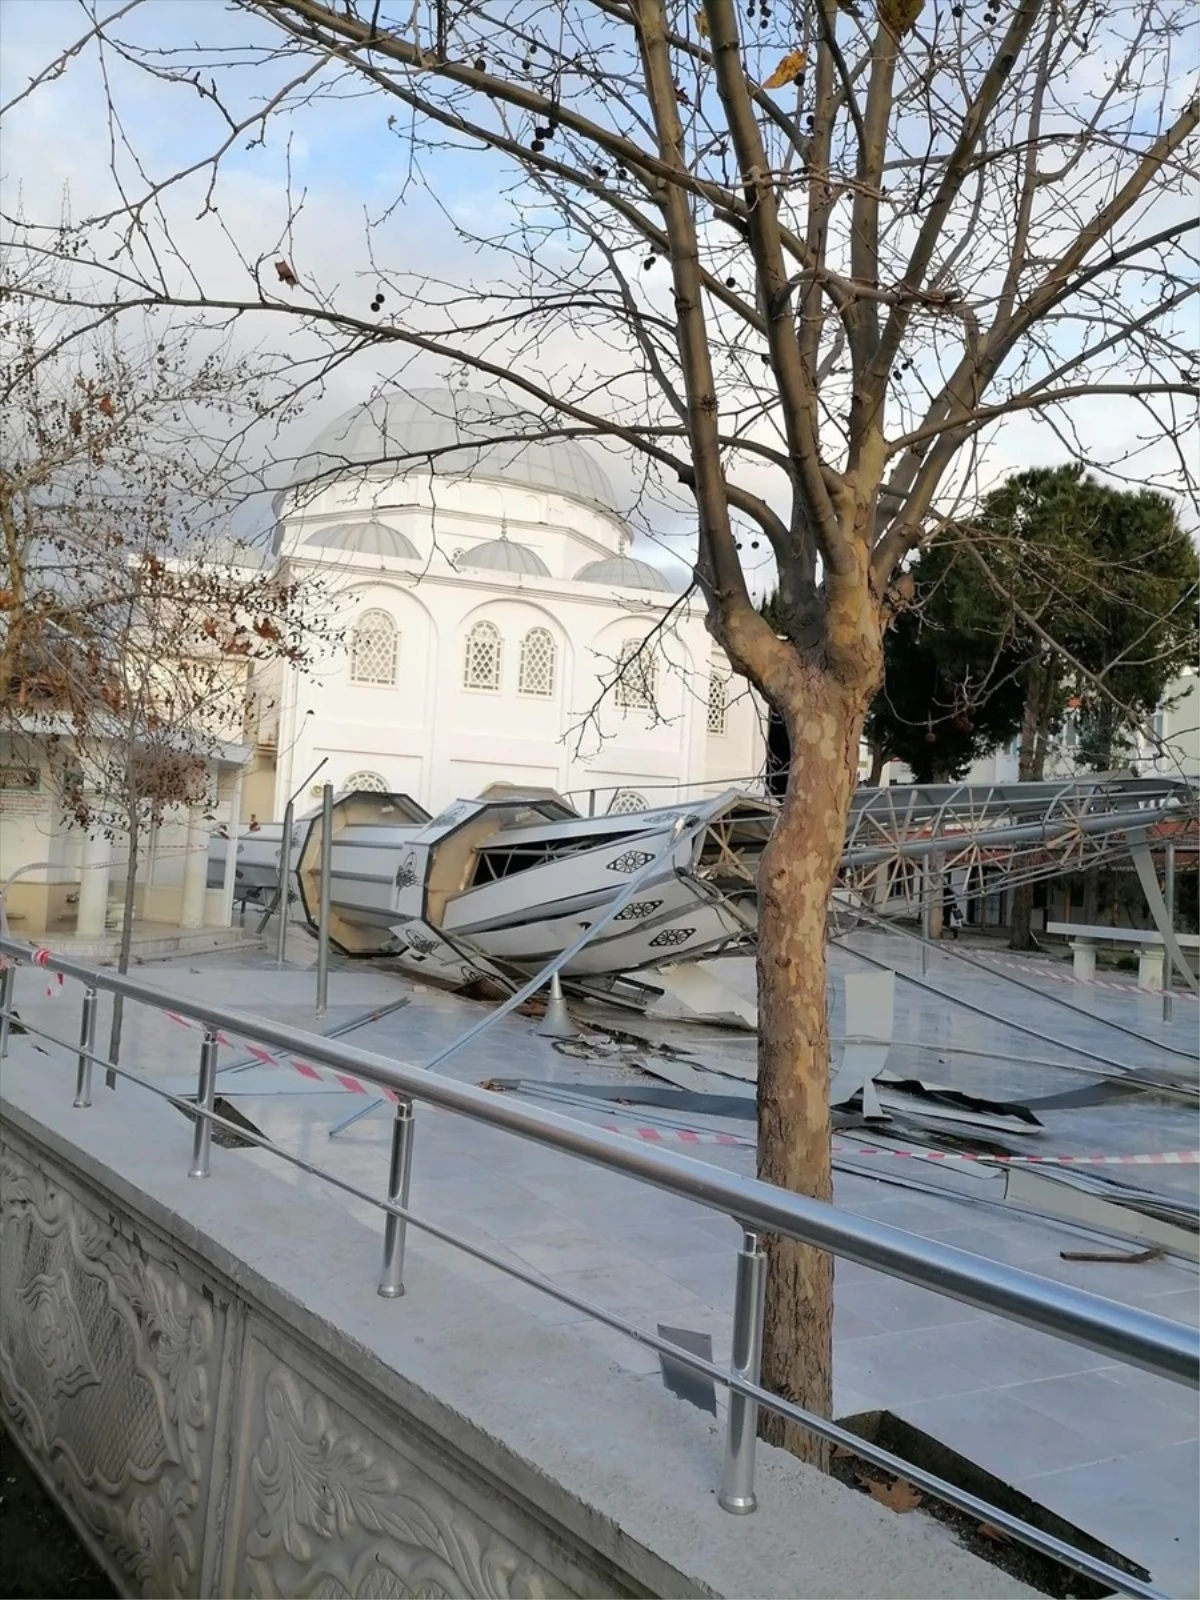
707,673 -> 729,735
464,620 -> 503,691
607,789 -> 648,814
614,639 -> 656,710
518,627 -> 556,697
342,771 -> 388,793
350,609 -> 398,684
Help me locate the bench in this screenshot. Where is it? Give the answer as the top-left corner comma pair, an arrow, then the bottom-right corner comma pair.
1046,921 -> 1200,990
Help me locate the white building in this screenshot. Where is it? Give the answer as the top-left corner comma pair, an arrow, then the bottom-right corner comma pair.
1,388 -> 772,945
259,388 -> 763,818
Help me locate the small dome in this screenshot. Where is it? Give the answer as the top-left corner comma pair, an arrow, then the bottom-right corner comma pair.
305,520 -> 419,560
458,537 -> 550,577
573,556 -> 676,593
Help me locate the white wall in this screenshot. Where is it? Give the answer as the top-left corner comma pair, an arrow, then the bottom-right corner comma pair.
273,513 -> 724,816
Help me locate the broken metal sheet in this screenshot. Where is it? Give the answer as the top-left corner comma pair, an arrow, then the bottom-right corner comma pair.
657,1326 -> 717,1415
1003,1165 -> 1199,1263
829,969 -> 896,1108
871,1074 -> 1044,1136
640,960 -> 757,1030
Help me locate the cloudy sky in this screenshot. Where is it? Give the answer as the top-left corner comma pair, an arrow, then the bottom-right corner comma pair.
2,0 -> 1195,576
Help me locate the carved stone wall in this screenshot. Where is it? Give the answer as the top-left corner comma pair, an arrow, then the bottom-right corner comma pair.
0,1138 -> 225,1597
0,1128 -> 627,1600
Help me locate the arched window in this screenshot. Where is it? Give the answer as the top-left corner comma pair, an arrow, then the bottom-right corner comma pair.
342,771 -> 388,793
464,619 -> 503,691
607,789 -> 648,814
614,638 -> 656,711
350,609 -> 398,685
707,673 -> 729,736
518,626 -> 557,697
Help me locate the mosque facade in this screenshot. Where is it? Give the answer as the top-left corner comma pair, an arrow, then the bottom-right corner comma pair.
254,388 -> 767,818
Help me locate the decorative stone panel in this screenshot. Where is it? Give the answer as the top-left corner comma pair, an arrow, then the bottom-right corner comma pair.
225,1335 -> 566,1599
0,1138 -> 224,1597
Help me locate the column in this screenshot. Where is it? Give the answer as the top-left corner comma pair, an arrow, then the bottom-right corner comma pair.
76,829 -> 111,938
180,806 -> 209,930
219,765 -> 245,928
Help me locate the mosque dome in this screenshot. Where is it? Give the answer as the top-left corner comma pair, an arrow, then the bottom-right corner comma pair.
290,388 -> 619,512
573,555 -> 677,593
457,536 -> 550,577
304,520 -> 419,560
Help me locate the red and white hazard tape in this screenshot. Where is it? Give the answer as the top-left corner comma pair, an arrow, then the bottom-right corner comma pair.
972,949 -> 1198,1000
837,1141 -> 1199,1167
160,1011 -> 409,1101
599,1122 -> 1199,1167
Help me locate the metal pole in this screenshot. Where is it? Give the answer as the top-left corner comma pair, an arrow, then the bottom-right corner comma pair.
920,870 -> 931,976
316,783 -> 333,1016
73,986 -> 99,1107
1162,841 -> 1175,1025
587,789 -> 596,817
276,798 -> 295,968
188,1030 -> 219,1179
378,1097 -> 416,1297
0,962 -> 14,1059
719,1227 -> 767,1514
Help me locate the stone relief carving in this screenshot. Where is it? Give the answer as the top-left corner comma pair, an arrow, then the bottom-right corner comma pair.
0,1142 -> 218,1598
20,1268 -> 102,1399
242,1365 -> 562,1599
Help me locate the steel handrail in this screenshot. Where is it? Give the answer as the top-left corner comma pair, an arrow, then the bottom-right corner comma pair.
1,1006 -> 1173,1595
2,933 -> 1195,1390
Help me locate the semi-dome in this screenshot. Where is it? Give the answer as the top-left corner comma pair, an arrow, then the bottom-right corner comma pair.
304,520 -> 419,560
573,555 -> 677,593
290,388 -> 619,512
458,537 -> 550,577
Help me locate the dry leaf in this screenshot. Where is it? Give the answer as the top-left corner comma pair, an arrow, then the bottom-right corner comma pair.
694,8 -> 709,37
978,1523 -> 1010,1543
763,50 -> 808,89
861,1474 -> 923,1513
879,0 -> 923,35
274,257 -> 298,288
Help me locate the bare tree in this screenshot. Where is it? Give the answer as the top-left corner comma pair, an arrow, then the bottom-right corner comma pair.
3,0 -> 1196,1459
2,263 -> 336,1060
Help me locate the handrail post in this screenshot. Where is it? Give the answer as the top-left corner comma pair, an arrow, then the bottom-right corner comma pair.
276,798 -> 295,968
378,1097 -> 415,1297
1162,841 -> 1175,1025
188,1030 -> 219,1179
0,963 -> 14,1059
316,783 -> 333,1015
719,1227 -> 767,1514
73,986 -> 99,1108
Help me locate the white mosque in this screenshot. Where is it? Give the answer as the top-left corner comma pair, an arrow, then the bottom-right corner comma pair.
0,388 -> 769,945
252,387 -> 766,820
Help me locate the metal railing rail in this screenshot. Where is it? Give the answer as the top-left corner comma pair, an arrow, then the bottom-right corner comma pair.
1,938 -> 1196,1600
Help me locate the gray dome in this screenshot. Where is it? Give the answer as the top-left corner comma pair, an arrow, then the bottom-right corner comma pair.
291,388 -> 619,512
305,520 -> 419,560
458,537 -> 550,577
574,556 -> 676,593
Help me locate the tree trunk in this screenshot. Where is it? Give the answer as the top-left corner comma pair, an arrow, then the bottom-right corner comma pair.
107,808 -> 139,1070
757,667 -> 872,1468
867,742 -> 886,787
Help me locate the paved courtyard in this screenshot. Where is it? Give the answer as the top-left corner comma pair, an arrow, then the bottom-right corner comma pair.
6,929 -> 1198,1594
